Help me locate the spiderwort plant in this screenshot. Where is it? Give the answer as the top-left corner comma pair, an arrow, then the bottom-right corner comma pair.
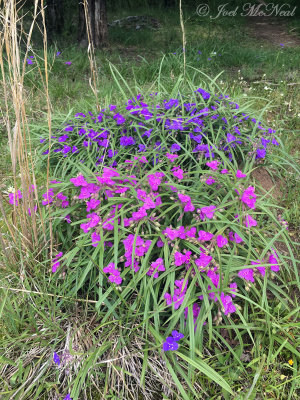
26,149 -> 284,334
37,87 -> 280,177
6,84 -> 291,397
9,139 -> 284,320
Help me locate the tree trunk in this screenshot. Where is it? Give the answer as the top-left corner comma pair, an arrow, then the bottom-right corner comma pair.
78,1 -> 86,44
46,0 -> 64,42
164,0 -> 176,7
94,0 -> 108,47
78,0 -> 108,48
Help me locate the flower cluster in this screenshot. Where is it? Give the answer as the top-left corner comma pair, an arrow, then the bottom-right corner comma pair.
103,262 -> 122,284
39,88 -> 279,173
33,150 -> 282,332
52,252 -> 63,273
163,330 -> 184,351
7,86 -> 285,343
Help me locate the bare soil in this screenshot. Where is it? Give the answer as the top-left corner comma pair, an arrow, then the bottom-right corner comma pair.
252,167 -> 282,200
247,17 -> 300,47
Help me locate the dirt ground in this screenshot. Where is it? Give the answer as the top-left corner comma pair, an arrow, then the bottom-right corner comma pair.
252,167 -> 282,199
247,16 -> 300,47
246,16 -> 298,207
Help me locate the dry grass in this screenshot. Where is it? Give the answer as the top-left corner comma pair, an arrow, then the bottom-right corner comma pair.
0,0 -> 49,260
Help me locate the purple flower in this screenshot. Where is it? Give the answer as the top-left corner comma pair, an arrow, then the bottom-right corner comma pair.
256,148 -> 266,159
70,175 -> 87,187
64,214 -> 71,223
252,260 -> 265,276
64,395 -> 72,400
56,51 -> 61,57
238,268 -> 254,283
8,190 -> 22,206
206,161 -> 220,170
103,262 -> 122,285
229,282 -> 238,297
172,166 -> 184,180
269,253 -> 280,272
205,177 -> 215,185
164,279 -> 187,310
163,227 -> 179,241
58,134 -> 69,142
120,136 -> 135,146
190,133 -> 202,143
195,253 -> 212,268
236,170 -> 247,179
195,88 -> 211,100
65,61 -> 72,65
220,293 -> 236,315
140,107 -> 153,120
261,138 -> 270,148
198,230 -> 213,241
164,99 -> 179,109
132,207 -> 147,221
52,252 -> 63,273
91,232 -> 101,247
245,215 -> 257,228
80,213 -> 100,233
170,143 -> 181,152
174,251 -> 187,267
109,274 -> 122,285
171,330 -> 184,341
240,186 -> 257,209
227,133 -> 236,143
147,172 -> 164,191
163,337 -> 178,351
199,205 -> 216,220
168,120 -> 183,130
75,113 -> 86,119
114,113 -> 126,124
157,238 -> 164,247
147,258 -> 165,278
42,188 -> 54,205
229,231 -> 243,244
86,198 -> 101,212
62,145 -> 71,154
103,263 -> 116,274
217,235 -> 228,248
53,352 -> 60,365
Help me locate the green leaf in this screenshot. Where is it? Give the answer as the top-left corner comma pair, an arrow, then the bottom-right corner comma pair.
177,352 -> 233,394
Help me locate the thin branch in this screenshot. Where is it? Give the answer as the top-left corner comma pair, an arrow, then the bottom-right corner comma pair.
0,286 -> 98,304
179,0 -> 186,75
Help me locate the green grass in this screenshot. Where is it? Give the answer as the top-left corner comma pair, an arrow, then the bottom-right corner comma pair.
1,8 -> 300,400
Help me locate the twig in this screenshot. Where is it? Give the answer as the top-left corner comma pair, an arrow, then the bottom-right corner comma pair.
0,286 -> 98,304
179,0 -> 186,75
252,81 -> 300,86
